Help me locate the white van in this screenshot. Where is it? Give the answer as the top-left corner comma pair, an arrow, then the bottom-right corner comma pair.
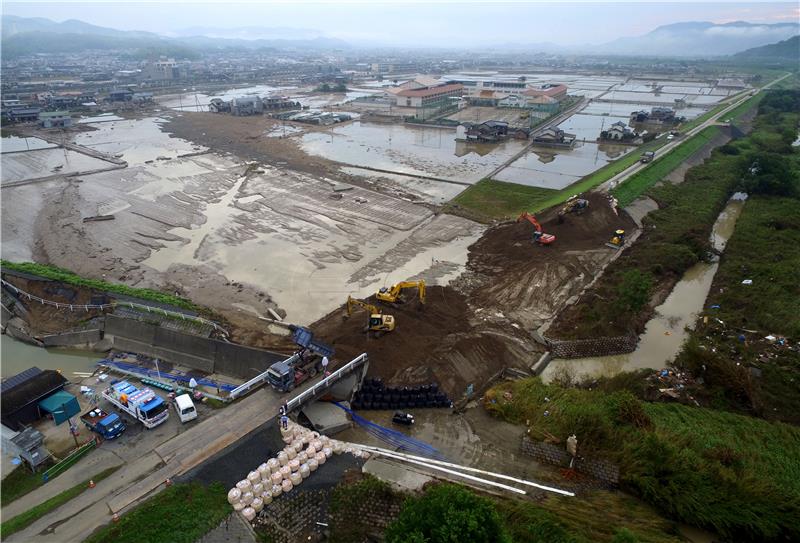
174,394 -> 198,423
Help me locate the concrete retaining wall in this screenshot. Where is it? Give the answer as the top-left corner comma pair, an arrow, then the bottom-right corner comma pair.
547,334 -> 638,359
521,436 -> 620,485
105,314 -> 286,380
41,329 -> 102,347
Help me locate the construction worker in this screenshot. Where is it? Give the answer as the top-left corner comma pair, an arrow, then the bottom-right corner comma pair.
321,356 -> 329,376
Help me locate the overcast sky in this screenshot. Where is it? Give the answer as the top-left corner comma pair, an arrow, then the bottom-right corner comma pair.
3,1 -> 798,46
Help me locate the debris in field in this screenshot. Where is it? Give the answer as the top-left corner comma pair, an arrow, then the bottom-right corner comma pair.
741,279 -> 753,285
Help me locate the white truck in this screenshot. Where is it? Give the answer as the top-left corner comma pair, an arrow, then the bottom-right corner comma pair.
173,394 -> 198,423
102,381 -> 169,429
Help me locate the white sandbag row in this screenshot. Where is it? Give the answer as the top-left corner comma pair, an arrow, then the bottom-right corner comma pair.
229,420 -> 371,522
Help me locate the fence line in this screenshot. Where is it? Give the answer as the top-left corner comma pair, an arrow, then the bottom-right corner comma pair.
0,278 -> 227,334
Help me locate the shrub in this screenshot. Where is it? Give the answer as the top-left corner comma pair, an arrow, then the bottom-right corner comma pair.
385,484 -> 511,543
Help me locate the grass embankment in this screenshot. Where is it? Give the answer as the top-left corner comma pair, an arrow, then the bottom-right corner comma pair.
549,90 -> 797,340
450,137 -> 668,221
0,466 -> 119,538
0,464 -> 51,506
83,482 -> 230,543
611,126 -> 720,207
0,260 -> 196,310
486,378 -> 800,542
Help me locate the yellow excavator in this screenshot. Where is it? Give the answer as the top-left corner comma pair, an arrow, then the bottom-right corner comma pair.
375,280 -> 426,305
345,296 -> 396,336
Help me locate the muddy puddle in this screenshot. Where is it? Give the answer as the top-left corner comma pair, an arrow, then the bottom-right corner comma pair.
1,135 -> 56,153
542,194 -> 747,382
337,406 -> 549,480
493,141 -> 631,189
1,335 -> 99,378
1,147 -> 113,183
78,113 -> 125,124
301,121 -> 527,183
72,117 -> 204,164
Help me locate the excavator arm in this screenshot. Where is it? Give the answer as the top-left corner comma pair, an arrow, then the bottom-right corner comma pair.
517,212 -> 556,245
376,280 -> 426,304
346,296 -> 380,316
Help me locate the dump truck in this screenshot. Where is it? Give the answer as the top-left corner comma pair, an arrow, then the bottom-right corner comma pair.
80,408 -> 126,440
266,327 -> 335,393
102,381 -> 169,429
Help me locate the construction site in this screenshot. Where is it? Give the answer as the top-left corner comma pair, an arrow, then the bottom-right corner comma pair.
2,34 -> 797,541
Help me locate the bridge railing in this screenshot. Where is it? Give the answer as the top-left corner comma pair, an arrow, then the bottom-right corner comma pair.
287,353 -> 368,412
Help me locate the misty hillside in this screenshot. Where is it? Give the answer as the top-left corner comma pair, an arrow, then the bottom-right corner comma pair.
735,35 -> 800,59
597,21 -> 800,56
0,15 -> 347,58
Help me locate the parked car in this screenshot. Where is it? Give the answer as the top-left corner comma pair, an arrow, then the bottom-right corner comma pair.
173,393 -> 198,423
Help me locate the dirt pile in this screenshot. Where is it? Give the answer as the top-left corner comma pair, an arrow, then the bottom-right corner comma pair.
459,192 -> 638,329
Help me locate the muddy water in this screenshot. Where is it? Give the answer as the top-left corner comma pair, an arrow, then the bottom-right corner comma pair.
542,195 -> 747,382
301,121 -> 527,183
557,113 -> 631,140
1,148 -> 113,183
340,166 -> 466,204
1,335 -> 98,378
1,136 -> 56,153
157,84 -> 288,111
493,141 -> 631,189
580,101 -> 707,120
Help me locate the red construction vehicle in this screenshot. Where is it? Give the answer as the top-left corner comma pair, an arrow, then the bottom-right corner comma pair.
517,212 -> 556,245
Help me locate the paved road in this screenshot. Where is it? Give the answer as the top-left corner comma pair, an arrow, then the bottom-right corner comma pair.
597,72 -> 791,194
4,387 -> 289,543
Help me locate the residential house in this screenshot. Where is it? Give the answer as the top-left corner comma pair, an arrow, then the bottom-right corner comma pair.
108,89 -> 134,102
132,92 -> 154,103
533,126 -> 576,146
464,120 -> 509,142
230,96 -> 264,116
39,111 -> 72,128
602,121 -> 636,141
209,98 -> 230,113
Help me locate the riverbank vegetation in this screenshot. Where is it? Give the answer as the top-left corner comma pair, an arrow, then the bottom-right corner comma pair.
485,378 -> 800,542
83,482 -> 230,543
549,89 -> 798,340
0,260 -> 197,310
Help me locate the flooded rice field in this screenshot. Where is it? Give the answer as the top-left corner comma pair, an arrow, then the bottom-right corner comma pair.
493,141 -> 631,189
542,195 -> 747,382
580,101 -> 708,120
73,117 -> 205,164
1,135 -> 57,153
2,114 -> 484,326
301,121 -> 528,183
1,147 -> 113,184
340,167 -> 467,204
556,113 -> 632,141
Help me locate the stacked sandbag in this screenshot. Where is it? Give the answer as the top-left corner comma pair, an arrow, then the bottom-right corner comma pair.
229,419 -> 373,522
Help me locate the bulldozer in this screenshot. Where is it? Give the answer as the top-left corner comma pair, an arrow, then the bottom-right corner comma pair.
345,296 -> 396,337
376,280 -> 426,305
606,229 -> 626,249
518,212 -> 556,245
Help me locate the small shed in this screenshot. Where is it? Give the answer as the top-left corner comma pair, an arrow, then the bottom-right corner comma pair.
39,111 -> 72,128
38,391 -> 80,426
1,368 -> 69,430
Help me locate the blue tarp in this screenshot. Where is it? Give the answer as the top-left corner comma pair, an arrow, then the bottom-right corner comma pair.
38,391 -> 80,426
141,396 -> 163,413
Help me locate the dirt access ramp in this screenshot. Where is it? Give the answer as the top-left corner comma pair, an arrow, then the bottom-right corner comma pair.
310,193 -> 637,397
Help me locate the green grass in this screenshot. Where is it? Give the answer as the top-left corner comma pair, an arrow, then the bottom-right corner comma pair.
450,138 -> 668,221
0,466 -> 118,538
486,379 -> 800,542
722,93 -> 764,123
675,196 -> 800,423
611,126 -> 721,208
1,260 -> 196,310
83,482 -> 230,543
0,463 -> 51,506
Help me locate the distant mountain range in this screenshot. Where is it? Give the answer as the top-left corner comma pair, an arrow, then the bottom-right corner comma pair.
594,21 -> 800,57
0,15 -> 348,58
735,35 -> 800,59
2,16 -> 798,58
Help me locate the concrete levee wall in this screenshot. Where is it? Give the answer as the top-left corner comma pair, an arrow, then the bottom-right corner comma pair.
546,334 -> 638,359
105,314 -> 285,380
41,329 -> 102,347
